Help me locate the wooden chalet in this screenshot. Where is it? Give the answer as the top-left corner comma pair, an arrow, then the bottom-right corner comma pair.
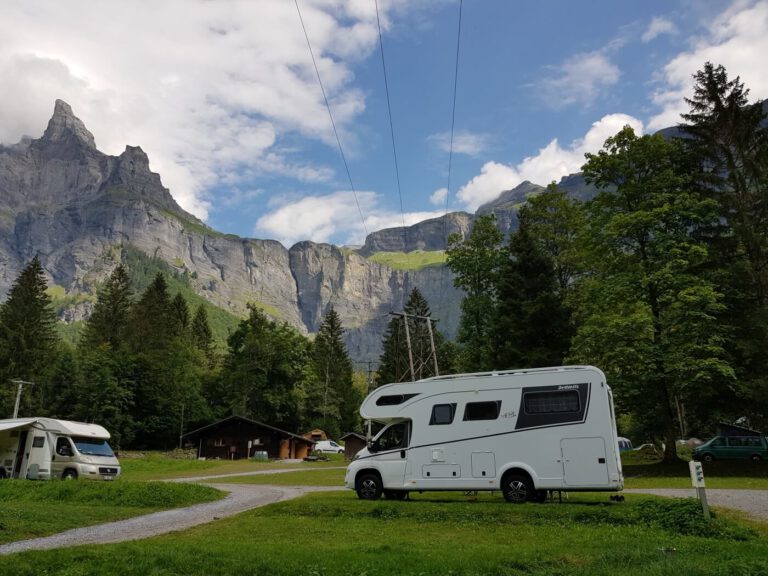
182,415 -> 315,460
340,432 -> 366,460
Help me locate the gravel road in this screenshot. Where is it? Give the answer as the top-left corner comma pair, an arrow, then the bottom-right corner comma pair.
624,488 -> 768,520
2,476 -> 765,556
0,482 -> 342,556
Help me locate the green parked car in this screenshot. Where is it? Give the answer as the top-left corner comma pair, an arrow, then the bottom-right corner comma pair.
692,435 -> 768,462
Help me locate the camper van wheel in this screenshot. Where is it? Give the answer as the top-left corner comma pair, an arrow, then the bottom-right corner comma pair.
752,454 -> 762,463
501,473 -> 533,503
62,469 -> 78,481
356,473 -> 382,500
701,453 -> 715,463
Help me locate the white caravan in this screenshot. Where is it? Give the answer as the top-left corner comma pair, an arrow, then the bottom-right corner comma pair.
344,366 -> 623,502
0,418 -> 121,480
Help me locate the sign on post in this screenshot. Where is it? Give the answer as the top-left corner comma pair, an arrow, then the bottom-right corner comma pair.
689,460 -> 710,519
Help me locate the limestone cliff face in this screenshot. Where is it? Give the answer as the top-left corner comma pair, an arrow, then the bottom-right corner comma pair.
359,212 -> 474,255
0,101 -> 462,361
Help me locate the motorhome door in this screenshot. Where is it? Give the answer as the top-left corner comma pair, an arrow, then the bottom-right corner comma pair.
560,437 -> 609,486
370,421 -> 410,489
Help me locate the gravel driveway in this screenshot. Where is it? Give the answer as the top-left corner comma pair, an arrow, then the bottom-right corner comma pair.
624,488 -> 768,520
0,482 -> 342,556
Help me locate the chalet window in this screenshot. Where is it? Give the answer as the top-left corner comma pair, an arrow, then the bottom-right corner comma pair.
376,393 -> 419,406
214,438 -> 226,447
429,403 -> 456,425
463,400 -> 501,421
524,390 -> 580,415
32,436 -> 45,448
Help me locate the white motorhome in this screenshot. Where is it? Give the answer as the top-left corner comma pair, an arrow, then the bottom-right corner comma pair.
0,418 -> 121,480
344,366 -> 623,502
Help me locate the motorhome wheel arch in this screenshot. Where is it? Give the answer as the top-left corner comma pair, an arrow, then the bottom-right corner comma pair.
344,366 -> 623,502
0,417 -> 121,480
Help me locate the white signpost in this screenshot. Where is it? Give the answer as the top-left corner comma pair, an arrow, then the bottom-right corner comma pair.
689,460 -> 710,519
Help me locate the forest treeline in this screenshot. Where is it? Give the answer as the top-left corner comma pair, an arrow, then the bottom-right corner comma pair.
443,63 -> 768,460
0,63 -> 765,456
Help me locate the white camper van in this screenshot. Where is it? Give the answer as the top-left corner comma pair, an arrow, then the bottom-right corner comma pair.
344,366 -> 623,502
0,418 -> 121,480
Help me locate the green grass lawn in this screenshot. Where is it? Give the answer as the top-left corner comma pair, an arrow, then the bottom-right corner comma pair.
367,250 -> 446,270
0,481 -> 222,545
3,491 -> 766,575
622,453 -> 768,489
119,452 -> 345,481
208,467 -> 346,486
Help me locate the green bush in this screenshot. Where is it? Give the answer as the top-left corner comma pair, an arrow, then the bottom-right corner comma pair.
636,498 -> 755,540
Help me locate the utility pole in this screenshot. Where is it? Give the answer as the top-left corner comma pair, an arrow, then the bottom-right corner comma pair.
9,379 -> 34,419
178,402 -> 185,449
389,312 -> 440,381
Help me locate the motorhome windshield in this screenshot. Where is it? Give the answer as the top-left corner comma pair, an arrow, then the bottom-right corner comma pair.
72,437 -> 114,457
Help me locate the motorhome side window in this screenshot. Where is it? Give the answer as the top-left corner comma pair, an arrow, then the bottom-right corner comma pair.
56,437 -> 72,456
524,390 -> 580,414
463,401 -> 501,421
430,404 -> 456,425
376,422 -> 408,451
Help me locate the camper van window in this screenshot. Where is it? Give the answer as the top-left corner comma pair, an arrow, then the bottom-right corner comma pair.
376,393 -> 420,406
463,401 -> 501,421
71,437 -> 115,457
524,390 -> 580,414
56,437 -> 73,456
32,436 -> 45,448
374,422 -> 408,452
430,403 -> 456,425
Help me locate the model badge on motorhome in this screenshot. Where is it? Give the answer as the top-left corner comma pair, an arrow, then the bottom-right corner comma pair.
0,418 -> 121,480
344,366 -> 623,502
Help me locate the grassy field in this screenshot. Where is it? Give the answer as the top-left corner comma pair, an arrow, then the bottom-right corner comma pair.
366,250 -> 447,270
622,451 -> 768,489
0,481 -> 222,545
4,491 -> 767,575
118,452 -> 344,481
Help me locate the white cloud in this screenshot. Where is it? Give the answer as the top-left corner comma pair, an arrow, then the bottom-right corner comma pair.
642,17 -> 678,43
648,0 -> 768,131
0,0 -> 398,219
538,51 -> 621,108
429,187 -> 448,206
255,190 -> 444,247
457,113 -> 643,211
427,131 -> 490,156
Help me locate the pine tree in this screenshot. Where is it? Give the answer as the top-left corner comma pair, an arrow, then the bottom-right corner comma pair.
170,292 -> 191,337
191,304 -> 216,366
82,264 -> 133,350
493,214 -> 571,369
128,272 -> 173,355
0,256 -> 58,415
309,306 -> 356,437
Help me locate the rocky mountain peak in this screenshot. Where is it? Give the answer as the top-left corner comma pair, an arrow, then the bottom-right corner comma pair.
39,99 -> 97,149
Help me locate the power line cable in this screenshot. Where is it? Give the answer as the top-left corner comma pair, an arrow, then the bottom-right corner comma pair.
374,0 -> 407,251
294,0 -> 368,238
440,0 -> 464,304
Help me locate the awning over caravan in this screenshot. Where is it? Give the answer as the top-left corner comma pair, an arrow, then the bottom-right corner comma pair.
0,418 -> 38,433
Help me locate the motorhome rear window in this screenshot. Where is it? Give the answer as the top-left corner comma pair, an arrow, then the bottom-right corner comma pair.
524,390 -> 580,414
429,403 -> 456,425
376,393 -> 419,406
463,400 -> 501,421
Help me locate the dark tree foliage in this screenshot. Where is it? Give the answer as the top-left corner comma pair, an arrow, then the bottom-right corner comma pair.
680,62 -> 768,430
191,304 -> 216,367
308,306 -> 358,438
377,288 -> 449,385
0,256 -> 58,415
170,292 -> 191,337
573,126 -> 733,461
219,305 -> 309,431
493,214 -> 571,369
446,215 -> 505,371
81,264 -> 133,350
128,273 -> 173,355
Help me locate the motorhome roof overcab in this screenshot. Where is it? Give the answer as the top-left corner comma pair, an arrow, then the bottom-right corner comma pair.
0,418 -> 121,480
344,366 -> 623,502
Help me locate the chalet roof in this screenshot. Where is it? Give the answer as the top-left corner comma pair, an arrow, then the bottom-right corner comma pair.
182,415 -> 315,445
340,432 -> 366,441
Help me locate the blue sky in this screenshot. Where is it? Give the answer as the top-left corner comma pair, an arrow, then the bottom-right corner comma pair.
1,0 -> 767,247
